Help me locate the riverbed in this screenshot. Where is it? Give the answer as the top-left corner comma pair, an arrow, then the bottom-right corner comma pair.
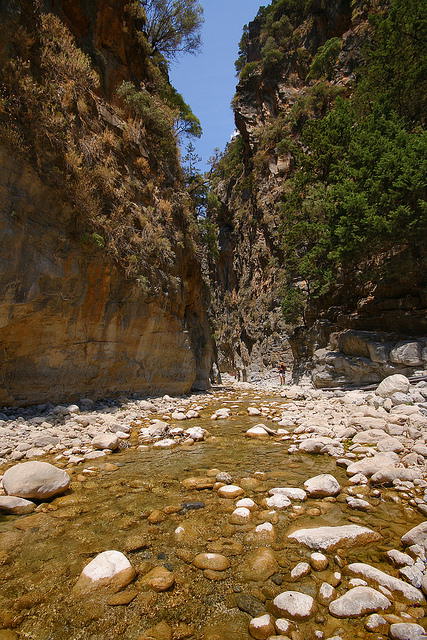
0,390 -> 425,639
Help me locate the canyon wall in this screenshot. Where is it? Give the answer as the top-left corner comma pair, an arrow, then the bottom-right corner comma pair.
207,0 -> 426,386
0,0 -> 213,405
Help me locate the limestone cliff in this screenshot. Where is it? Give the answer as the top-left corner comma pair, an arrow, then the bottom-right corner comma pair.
0,0 -> 213,405
207,0 -> 426,386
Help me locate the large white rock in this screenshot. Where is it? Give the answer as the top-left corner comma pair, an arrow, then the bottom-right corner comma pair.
303,474 -> 341,497
92,433 -> 119,450
246,426 -> 269,439
329,586 -> 391,618
266,494 -> 291,510
347,563 -> 425,603
0,496 -> 36,514
376,375 -> 410,398
2,461 -> 70,499
288,525 -> 381,551
273,591 -> 315,620
73,550 -> 135,594
401,522 -> 427,547
346,452 -> 399,477
184,427 -> 205,441
389,623 -> 426,639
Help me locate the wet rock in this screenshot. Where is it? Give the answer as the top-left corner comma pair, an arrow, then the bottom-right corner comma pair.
73,550 -> 135,594
266,494 -> 291,509
248,613 -> 275,639
291,562 -> 310,580
218,485 -> 244,498
273,591 -> 315,620
244,522 -> 276,545
181,477 -> 214,490
184,427 -> 205,441
207,538 -> 244,556
310,552 -> 328,571
389,623 -> 426,639
288,525 -> 381,551
319,582 -> 336,605
347,563 -> 425,603
248,407 -> 261,416
387,549 -> 414,568
401,522 -> 427,547
346,452 -> 399,477
240,547 -> 279,582
141,566 -> 175,592
365,613 -> 388,633
2,461 -> 70,499
138,621 -> 172,640
346,497 -> 372,511
329,586 -> 391,618
399,565 -> 423,588
107,589 -> 138,605
235,594 -> 266,617
180,501 -> 205,512
193,553 -> 230,571
303,474 -> 341,498
236,498 -> 257,510
216,472 -> 233,483
230,507 -> 251,523
275,619 -> 293,635
269,487 -> 307,501
0,496 -> 36,515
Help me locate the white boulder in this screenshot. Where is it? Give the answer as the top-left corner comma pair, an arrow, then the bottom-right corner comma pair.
2,461 -> 70,499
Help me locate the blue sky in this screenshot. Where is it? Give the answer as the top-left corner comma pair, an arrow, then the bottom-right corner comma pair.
170,0 -> 265,171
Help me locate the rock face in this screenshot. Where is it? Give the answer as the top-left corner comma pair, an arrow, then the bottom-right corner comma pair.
205,0 -> 427,384
0,0 -> 213,406
2,462 -> 71,499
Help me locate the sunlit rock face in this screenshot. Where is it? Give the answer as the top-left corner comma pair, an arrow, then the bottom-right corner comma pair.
0,0 -> 213,406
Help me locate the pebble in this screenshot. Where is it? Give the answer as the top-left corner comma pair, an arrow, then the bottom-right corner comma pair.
273,591 -> 315,620
310,552 -> 328,571
248,613 -> 276,639
290,562 -> 310,579
193,553 -> 230,571
217,485 -> 244,499
141,566 -> 175,592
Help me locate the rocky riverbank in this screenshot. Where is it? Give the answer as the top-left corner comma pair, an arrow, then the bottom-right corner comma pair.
0,375 -> 426,639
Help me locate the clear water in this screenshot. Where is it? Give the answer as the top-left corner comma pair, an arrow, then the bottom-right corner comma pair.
0,392 -> 425,639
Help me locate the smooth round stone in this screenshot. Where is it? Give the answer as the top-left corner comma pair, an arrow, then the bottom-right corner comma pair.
319,582 -> 335,605
0,496 -> 36,515
266,494 -> 291,510
275,619 -> 293,635
236,498 -> 257,510
204,569 -> 228,581
248,613 -> 275,639
390,623 -> 426,639
291,562 -> 310,580
239,547 -> 279,582
303,474 -> 341,498
141,566 -> 175,592
73,550 -> 135,594
107,589 -> 138,606
310,552 -> 328,571
235,594 -> 266,617
206,538 -> 244,556
246,426 -> 269,439
2,461 -> 70,499
248,407 -> 261,416
273,591 -> 315,620
230,507 -> 251,524
193,553 -> 230,571
245,522 -> 276,545
329,586 -> 391,618
218,485 -> 244,499
364,613 -> 388,633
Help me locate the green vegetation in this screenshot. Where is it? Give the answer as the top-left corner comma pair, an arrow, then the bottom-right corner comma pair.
141,0 -> 204,60
307,37 -> 342,80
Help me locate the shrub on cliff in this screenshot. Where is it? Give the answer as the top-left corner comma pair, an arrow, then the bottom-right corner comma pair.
141,0 -> 204,60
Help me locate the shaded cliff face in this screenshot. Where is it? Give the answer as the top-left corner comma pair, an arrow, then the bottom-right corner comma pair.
0,0 -> 213,405
207,0 -> 426,385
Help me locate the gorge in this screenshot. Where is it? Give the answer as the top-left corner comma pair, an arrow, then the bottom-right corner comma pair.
0,1 -> 426,639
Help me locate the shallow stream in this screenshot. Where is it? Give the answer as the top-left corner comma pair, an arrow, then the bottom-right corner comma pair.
0,392 -> 425,639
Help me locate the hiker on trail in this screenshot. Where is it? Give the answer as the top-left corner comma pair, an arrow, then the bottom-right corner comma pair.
278,362 -> 287,385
